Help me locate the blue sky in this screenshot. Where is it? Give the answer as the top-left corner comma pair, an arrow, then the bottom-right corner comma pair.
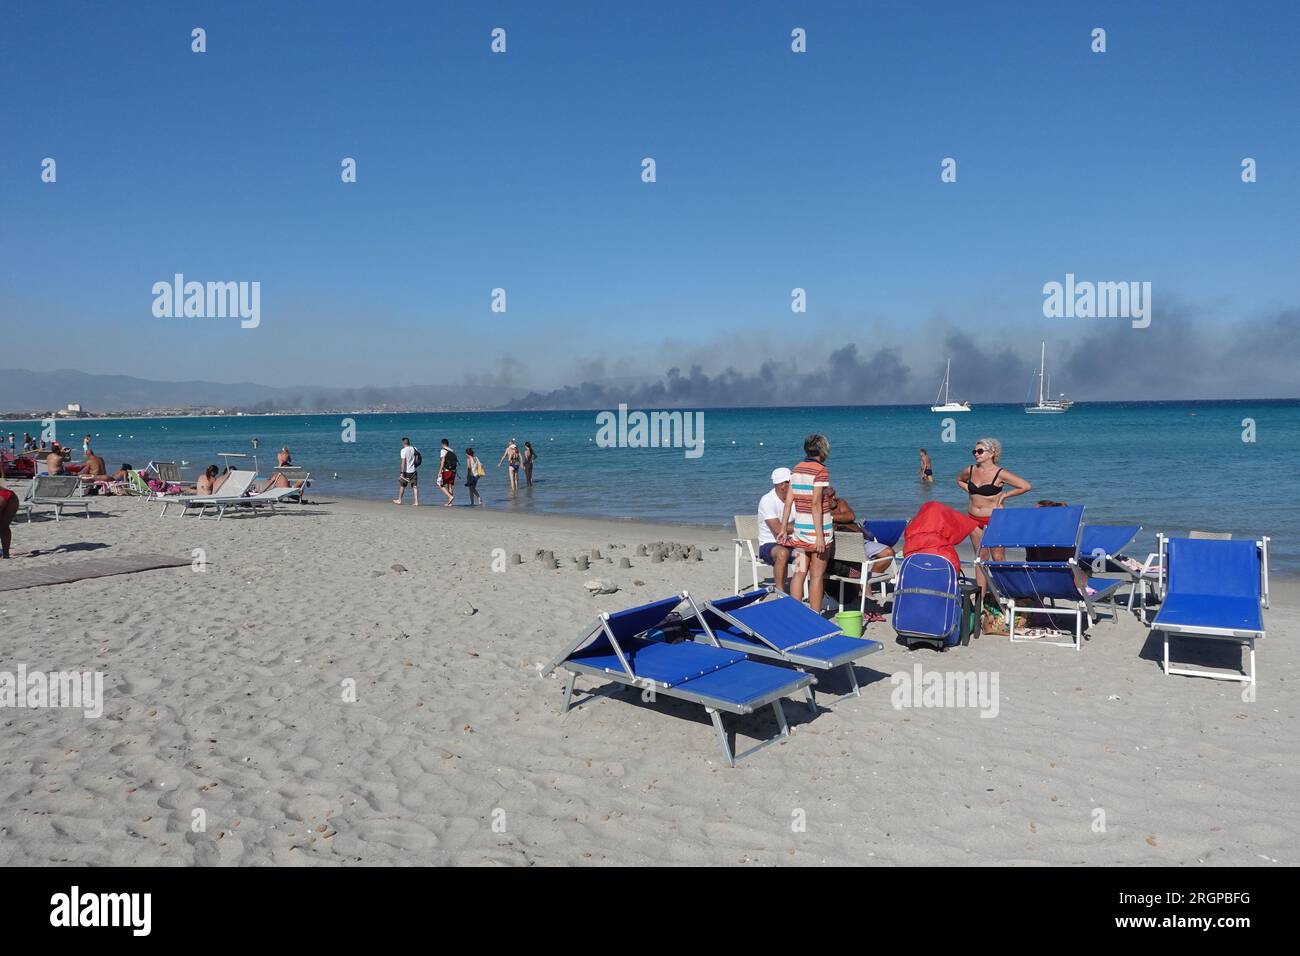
2,1 -> 1297,398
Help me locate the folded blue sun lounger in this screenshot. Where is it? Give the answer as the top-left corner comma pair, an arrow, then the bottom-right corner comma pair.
976,505 -> 1124,650
1151,536 -> 1269,685
1080,524 -> 1148,619
542,593 -> 815,766
694,589 -> 881,707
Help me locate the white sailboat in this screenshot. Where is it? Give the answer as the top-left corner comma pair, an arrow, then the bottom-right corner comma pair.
930,358 -> 971,413
1025,342 -> 1073,414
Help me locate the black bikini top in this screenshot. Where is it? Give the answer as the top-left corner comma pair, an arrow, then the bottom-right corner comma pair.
965,467 -> 1003,497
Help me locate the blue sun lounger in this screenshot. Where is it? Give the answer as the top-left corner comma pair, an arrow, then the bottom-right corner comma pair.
976,505 -> 1125,650
1151,536 -> 1269,685
542,593 -> 815,767
1079,524 -> 1148,619
695,588 -> 882,708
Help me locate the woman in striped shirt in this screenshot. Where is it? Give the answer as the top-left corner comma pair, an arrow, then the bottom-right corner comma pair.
780,433 -> 834,611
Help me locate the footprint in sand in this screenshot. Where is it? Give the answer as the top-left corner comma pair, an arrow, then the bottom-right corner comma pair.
116,675 -> 162,695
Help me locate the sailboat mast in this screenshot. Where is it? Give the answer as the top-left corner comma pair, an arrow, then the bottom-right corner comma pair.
944,359 -> 951,404
1038,342 -> 1046,404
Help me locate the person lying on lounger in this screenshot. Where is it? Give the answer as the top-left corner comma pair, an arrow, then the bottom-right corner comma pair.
189,465 -> 236,496
250,469 -> 307,495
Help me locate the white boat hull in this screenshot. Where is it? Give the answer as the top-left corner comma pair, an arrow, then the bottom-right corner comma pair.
930,404 -> 971,413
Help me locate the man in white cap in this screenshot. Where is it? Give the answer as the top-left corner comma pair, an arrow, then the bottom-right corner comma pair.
756,467 -> 794,593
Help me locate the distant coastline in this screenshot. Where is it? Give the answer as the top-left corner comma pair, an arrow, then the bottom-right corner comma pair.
2,396 -> 1297,422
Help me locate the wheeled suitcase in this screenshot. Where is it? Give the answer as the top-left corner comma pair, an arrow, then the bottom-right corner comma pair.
891,553 -> 980,650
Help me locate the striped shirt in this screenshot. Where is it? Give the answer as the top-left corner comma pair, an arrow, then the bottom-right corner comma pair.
789,458 -> 832,548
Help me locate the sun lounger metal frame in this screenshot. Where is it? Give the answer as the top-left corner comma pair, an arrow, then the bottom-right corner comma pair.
1152,535 -> 1269,685
543,591 -> 815,767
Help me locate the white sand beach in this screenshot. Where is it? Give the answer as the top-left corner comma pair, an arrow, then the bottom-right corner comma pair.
1,496 -> 1296,866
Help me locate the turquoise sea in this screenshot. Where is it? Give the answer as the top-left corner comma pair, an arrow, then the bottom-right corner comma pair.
8,400 -> 1297,573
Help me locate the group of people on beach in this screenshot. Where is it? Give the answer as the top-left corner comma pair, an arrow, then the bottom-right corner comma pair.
756,434 -> 1031,611
394,437 -> 536,508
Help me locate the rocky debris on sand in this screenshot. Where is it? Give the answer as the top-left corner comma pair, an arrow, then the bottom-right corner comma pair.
584,579 -> 620,595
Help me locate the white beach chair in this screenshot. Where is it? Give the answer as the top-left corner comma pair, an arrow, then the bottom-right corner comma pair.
159,470 -> 257,519
827,530 -> 897,612
221,484 -> 304,516
30,475 -> 93,521
733,516 -> 766,594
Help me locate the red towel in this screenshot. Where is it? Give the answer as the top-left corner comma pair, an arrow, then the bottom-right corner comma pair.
902,502 -> 978,571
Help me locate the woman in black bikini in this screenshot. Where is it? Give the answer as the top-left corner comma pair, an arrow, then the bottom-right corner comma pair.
957,437 -> 1031,587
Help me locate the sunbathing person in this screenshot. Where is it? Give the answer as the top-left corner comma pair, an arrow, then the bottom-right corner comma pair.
195,465 -> 220,495
252,470 -> 305,494
81,449 -> 107,479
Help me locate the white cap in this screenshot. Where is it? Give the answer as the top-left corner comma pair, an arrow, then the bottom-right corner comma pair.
771,467 -> 792,485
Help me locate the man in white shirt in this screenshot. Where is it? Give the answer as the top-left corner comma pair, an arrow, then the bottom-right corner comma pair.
394,436 -> 420,506
756,467 -> 794,593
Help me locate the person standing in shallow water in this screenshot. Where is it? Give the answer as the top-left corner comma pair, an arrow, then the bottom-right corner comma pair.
498,439 -> 521,492
464,447 -> 484,507
522,441 -> 536,487
918,448 -> 934,483
394,436 -> 420,506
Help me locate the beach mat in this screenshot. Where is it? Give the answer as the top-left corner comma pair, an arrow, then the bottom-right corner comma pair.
0,553 -> 190,591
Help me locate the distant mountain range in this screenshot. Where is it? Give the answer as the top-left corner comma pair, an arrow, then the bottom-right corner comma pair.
0,369 -> 526,414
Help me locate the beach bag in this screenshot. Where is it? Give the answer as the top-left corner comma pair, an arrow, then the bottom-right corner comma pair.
442,451 -> 458,474
980,597 -> 1027,636
476,459 -> 485,477
411,448 -> 422,469
892,553 -> 979,650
